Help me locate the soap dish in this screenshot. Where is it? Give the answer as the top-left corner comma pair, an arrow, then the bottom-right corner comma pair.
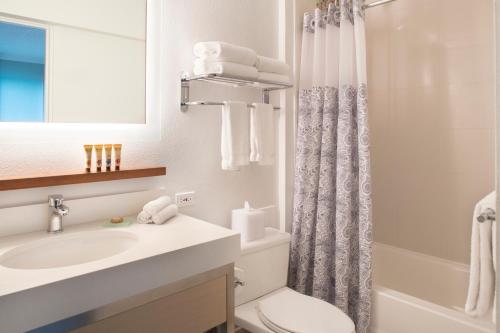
103,217 -> 134,228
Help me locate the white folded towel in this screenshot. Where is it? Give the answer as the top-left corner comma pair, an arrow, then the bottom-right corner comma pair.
221,101 -> 250,171
143,196 -> 172,216
256,56 -> 290,75
137,210 -> 153,224
258,72 -> 291,85
193,41 -> 257,66
250,103 -> 275,165
193,59 -> 258,79
465,191 -> 496,318
137,204 -> 178,225
152,204 -> 178,225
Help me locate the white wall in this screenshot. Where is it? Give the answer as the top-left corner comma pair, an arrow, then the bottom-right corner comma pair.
0,0 -> 280,228
0,0 -> 147,124
0,0 -> 146,38
48,25 -> 146,123
495,0 -> 500,326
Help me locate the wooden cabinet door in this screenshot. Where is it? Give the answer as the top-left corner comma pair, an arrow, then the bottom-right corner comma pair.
73,276 -> 227,333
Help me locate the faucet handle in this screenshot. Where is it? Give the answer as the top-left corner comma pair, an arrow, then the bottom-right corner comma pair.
49,194 -> 64,208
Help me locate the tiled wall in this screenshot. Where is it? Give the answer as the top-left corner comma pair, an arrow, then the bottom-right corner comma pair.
366,0 -> 495,263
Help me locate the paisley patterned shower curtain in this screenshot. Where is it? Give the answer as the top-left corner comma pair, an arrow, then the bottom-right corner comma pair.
288,1 -> 372,332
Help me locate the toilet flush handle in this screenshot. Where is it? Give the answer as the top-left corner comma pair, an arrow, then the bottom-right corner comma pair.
235,277 -> 246,288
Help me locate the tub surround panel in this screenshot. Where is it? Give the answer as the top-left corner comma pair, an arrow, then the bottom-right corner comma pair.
367,0 -> 495,263
495,0 -> 500,326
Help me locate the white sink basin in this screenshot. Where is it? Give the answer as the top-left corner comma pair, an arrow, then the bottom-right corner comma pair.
0,230 -> 138,270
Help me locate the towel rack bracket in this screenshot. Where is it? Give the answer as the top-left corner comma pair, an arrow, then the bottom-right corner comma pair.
477,208 -> 496,223
181,77 -> 190,112
263,90 -> 270,104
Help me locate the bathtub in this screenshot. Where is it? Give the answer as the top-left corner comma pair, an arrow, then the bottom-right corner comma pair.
371,243 -> 496,333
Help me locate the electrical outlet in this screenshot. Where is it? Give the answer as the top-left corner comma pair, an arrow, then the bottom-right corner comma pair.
175,191 -> 195,207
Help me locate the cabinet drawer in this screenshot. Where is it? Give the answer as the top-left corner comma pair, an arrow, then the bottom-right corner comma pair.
73,276 -> 227,333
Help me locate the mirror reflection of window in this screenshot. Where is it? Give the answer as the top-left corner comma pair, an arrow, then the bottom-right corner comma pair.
0,20 -> 46,122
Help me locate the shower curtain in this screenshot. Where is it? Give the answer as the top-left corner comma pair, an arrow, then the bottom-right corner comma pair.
288,1 -> 372,332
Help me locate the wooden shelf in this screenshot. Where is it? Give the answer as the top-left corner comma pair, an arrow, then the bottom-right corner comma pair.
0,167 -> 166,191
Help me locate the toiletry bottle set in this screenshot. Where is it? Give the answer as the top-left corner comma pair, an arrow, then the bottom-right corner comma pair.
84,144 -> 122,172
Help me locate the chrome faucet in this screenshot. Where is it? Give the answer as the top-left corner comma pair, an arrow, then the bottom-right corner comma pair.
48,195 -> 69,233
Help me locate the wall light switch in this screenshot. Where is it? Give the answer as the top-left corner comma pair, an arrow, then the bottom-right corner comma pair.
175,191 -> 195,207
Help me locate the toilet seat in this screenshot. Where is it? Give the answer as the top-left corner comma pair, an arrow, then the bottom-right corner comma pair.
235,287 -> 355,333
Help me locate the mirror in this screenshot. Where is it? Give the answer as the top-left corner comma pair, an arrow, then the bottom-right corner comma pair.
0,0 -> 146,124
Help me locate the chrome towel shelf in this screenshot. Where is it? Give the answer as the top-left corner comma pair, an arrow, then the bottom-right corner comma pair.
180,73 -> 293,112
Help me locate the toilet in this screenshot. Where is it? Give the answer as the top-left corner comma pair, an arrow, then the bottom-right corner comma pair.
234,228 -> 355,333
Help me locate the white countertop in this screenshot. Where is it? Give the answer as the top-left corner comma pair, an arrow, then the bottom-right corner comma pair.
0,214 -> 240,332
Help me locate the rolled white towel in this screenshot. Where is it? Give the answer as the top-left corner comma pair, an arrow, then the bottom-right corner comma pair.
137,210 -> 153,224
193,59 -> 258,79
256,56 -> 289,75
143,196 -> 172,216
193,41 -> 257,66
257,72 -> 291,85
152,204 -> 178,225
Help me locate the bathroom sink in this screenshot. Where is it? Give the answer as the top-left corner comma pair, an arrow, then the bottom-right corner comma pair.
0,230 -> 138,270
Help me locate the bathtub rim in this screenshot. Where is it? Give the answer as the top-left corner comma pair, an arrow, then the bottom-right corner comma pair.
373,242 -> 494,332
372,284 -> 495,332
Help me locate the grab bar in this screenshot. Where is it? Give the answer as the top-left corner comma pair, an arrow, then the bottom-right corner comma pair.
477,208 -> 495,223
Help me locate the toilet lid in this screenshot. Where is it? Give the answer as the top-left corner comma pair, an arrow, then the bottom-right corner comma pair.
256,288 -> 355,333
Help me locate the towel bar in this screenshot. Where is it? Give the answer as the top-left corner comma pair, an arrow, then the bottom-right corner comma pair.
477,208 -> 495,223
181,101 -> 280,110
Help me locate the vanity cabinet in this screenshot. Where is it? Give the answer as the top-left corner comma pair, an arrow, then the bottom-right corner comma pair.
71,264 -> 234,333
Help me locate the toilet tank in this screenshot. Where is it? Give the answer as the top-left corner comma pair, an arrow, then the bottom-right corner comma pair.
235,227 -> 291,306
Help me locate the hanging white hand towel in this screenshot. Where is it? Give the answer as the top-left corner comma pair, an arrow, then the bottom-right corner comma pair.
256,56 -> 290,75
193,59 -> 258,79
221,101 -> 250,171
465,191 -> 496,318
250,103 -> 275,165
193,41 -> 257,66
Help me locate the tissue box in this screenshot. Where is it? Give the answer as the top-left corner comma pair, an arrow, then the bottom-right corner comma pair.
231,206 -> 266,242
